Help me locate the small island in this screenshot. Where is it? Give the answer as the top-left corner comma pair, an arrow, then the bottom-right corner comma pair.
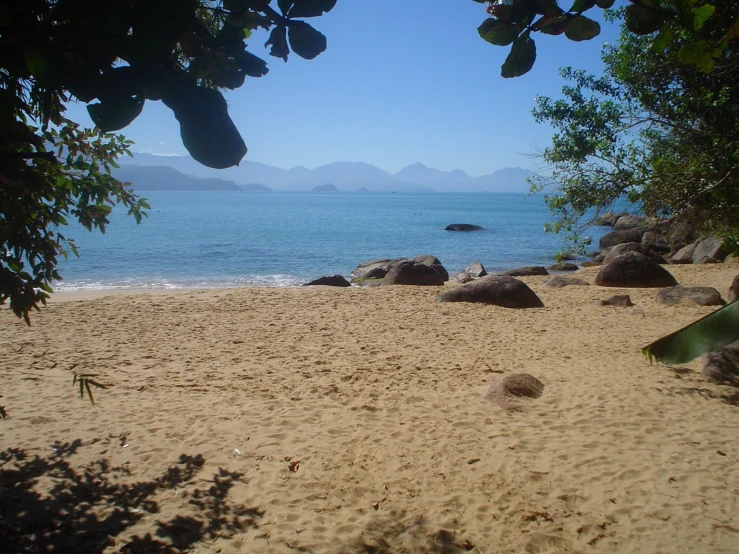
311,184 -> 339,192
444,223 -> 485,231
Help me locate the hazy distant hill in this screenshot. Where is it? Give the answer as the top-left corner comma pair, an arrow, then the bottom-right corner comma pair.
120,153 -> 535,192
311,184 -> 340,192
115,165 -> 241,191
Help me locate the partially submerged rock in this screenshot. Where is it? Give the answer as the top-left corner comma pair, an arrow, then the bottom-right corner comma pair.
436,275 -> 544,308
303,275 -> 351,287
701,342 -> 739,387
655,286 -> 725,306
484,373 -> 545,411
444,223 -> 485,231
594,252 -> 678,288
352,258 -> 404,279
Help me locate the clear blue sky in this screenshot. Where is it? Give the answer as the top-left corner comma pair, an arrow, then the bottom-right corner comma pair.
66,0 -> 622,176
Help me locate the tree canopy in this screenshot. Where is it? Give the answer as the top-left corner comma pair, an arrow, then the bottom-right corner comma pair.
529,2 -> 738,253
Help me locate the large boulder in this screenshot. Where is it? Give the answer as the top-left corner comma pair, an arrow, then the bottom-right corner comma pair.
381,261 -> 445,286
409,255 -> 449,281
463,261 -> 487,279
352,258 -> 404,279
692,236 -> 728,264
641,231 -> 670,254
599,228 -> 647,249
450,272 -> 474,284
655,286 -> 725,306
444,223 -> 485,231
484,373 -> 545,411
544,275 -> 589,288
614,214 -> 648,231
303,275 -> 351,287
594,252 -> 678,288
547,262 -> 579,271
728,275 -> 739,303
602,242 -> 644,264
701,342 -> 739,387
594,211 -> 626,226
669,239 -> 700,264
500,266 -> 549,277
436,275 -> 544,308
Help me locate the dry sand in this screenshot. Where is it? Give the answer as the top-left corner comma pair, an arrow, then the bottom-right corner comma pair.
1,264 -> 738,553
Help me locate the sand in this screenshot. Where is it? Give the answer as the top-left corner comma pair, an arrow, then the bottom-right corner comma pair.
1,264 -> 738,553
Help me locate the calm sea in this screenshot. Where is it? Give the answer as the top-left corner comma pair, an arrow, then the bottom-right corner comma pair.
54,191 -> 609,292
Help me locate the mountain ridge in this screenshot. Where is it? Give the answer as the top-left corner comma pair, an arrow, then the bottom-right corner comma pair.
119,153 -> 535,192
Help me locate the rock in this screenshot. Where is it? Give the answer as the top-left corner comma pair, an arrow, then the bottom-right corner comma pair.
499,266 -> 549,277
594,211 -> 625,226
484,373 -> 544,411
410,255 -> 449,281
463,261 -> 487,279
599,228 -> 647,249
444,223 -> 485,231
450,272 -> 473,284
641,231 -> 670,253
728,275 -> 739,303
614,214 -> 647,230
602,242 -> 644,264
594,252 -> 678,288
724,254 -> 739,264
543,276 -> 589,288
701,342 -> 739,387
436,275 -> 544,308
303,275 -> 351,287
581,261 -> 602,267
655,286 -> 725,306
352,258 -> 404,279
692,235 -> 728,264
669,239 -> 700,264
667,210 -> 702,252
592,251 -> 608,263
381,261 -> 445,286
597,294 -> 634,307
547,262 -> 579,271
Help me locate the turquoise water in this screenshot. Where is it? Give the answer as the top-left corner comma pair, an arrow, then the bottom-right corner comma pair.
55,191 -> 608,291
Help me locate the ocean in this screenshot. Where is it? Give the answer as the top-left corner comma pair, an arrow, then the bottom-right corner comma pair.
54,191 -> 610,292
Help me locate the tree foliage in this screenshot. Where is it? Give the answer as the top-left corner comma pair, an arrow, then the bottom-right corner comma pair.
0,0 -> 336,323
529,3 -> 739,253
476,0 -> 739,77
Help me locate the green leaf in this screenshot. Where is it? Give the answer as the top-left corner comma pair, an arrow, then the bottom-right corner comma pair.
524,0 -> 563,16
569,0 -> 596,12
677,40 -> 720,72
287,21 -> 327,60
87,96 -> 144,132
534,14 -> 569,35
689,4 -> 715,31
625,3 -> 666,35
501,34 -> 536,78
288,0 -> 337,18
651,27 -> 674,53
642,300 -> 739,365
265,25 -> 290,61
478,19 -> 523,46
564,15 -> 600,41
595,0 -> 615,8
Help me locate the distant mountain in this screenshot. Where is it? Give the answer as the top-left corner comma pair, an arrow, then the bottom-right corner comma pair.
394,163 -> 534,192
312,184 -> 339,192
115,165 -> 241,191
120,153 -> 534,192
241,183 -> 273,192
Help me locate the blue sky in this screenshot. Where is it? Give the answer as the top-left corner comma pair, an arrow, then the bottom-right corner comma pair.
66,0 -> 622,176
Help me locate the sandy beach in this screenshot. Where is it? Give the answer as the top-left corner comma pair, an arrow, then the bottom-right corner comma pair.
2,263 -> 738,553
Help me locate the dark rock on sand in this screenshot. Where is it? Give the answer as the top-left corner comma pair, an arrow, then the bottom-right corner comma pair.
728,275 -> 739,303
669,239 -> 699,264
594,252 -> 678,288
500,266 -> 549,277
655,286 -> 725,306
450,272 -> 474,284
381,261 -> 445,286
436,275 -> 544,308
444,223 -> 485,231
692,236 -> 728,264
410,255 -> 449,281
597,294 -> 634,307
547,262 -> 579,271
701,342 -> 739,387
599,228 -> 646,249
303,275 -> 351,287
352,258 -> 404,279
543,275 -> 589,288
463,261 -> 487,279
484,373 -> 545,411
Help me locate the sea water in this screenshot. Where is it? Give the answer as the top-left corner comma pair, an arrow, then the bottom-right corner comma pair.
54,191 -> 610,292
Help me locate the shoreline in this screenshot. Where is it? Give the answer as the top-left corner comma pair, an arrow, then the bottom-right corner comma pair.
3,263 -> 738,553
